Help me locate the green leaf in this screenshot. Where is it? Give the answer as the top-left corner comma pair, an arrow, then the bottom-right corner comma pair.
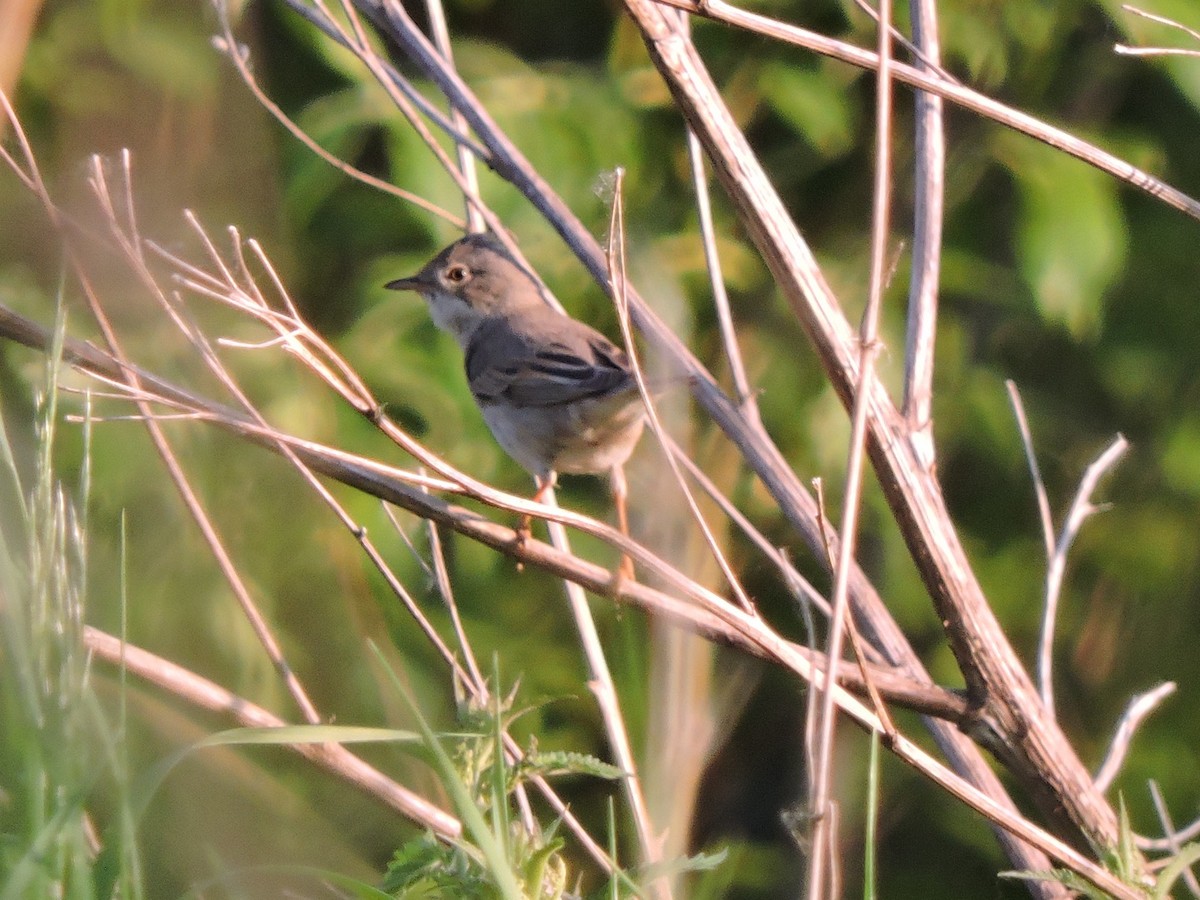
759,61 -> 857,158
937,6 -> 1011,85
189,724 -> 421,747
999,135 -> 1128,339
286,87 -> 380,226
1114,794 -> 1138,882
520,750 -> 625,782
520,837 -> 566,897
370,643 -> 524,900
382,833 -> 485,896
1000,868 -> 1115,900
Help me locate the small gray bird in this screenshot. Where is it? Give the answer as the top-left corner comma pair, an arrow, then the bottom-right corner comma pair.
385,233 -> 645,556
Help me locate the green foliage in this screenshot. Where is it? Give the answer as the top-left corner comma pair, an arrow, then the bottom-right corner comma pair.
382,832 -> 499,898
1110,795 -> 1141,888
759,60 -> 860,159
1002,867 -> 1121,900
998,134 -> 1128,339
0,317 -> 143,898
512,750 -> 625,784
373,651 -> 622,898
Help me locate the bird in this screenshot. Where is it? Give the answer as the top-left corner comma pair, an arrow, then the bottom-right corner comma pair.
385,233 -> 645,570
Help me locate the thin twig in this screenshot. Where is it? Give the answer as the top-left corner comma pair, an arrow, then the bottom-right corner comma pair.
290,0 -> 489,159
901,0 -> 944,467
1148,781 -> 1200,898
609,168 -> 755,616
544,500 -> 667,892
686,129 -> 758,420
1038,436 -> 1128,717
421,514 -> 539,835
1139,815 -> 1200,852
302,0 -> 500,235
847,0 -> 957,81
1093,682 -> 1176,794
1008,381 -> 1056,561
210,5 -> 464,228
220,10 -> 456,223
82,156 -> 325,725
652,0 -> 1200,222
1121,4 -> 1200,43
83,626 -> 461,838
808,0 -> 895,890
426,520 -> 488,693
423,0 -> 486,232
1115,5 -> 1200,58
1114,45 -> 1200,58
598,175 -> 677,896
668,440 -> 831,622
812,472 -> 898,747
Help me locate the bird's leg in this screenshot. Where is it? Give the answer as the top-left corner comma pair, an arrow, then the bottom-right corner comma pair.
610,464 -> 635,582
518,471 -> 556,548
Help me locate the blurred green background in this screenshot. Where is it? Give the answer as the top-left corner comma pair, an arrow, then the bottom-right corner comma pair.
2,0 -> 1200,896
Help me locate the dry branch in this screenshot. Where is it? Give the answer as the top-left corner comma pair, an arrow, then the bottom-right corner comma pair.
83,627 -> 461,839
0,299 -> 968,725
621,0 -> 1124,856
308,5 -> 1076,884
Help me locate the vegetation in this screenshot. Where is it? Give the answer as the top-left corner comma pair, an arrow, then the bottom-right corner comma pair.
2,0 -> 1200,896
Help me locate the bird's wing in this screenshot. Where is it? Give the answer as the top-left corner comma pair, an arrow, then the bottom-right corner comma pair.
465,312 -> 634,408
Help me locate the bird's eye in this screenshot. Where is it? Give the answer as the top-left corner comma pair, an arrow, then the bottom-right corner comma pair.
445,265 -> 470,284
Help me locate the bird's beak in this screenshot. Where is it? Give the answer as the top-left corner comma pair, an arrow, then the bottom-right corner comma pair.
384,275 -> 425,292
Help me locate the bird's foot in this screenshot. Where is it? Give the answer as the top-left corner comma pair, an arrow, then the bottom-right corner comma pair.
513,514 -> 533,571
609,553 -> 635,593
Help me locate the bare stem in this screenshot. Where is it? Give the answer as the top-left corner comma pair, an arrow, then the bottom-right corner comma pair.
1038,436 -> 1128,717
84,626 -> 461,838
901,0 -> 945,464
807,0 -> 895,891
653,0 -> 1200,221
1093,682 -> 1176,794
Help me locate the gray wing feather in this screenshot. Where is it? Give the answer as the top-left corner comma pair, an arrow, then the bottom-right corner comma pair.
465,310 -> 634,408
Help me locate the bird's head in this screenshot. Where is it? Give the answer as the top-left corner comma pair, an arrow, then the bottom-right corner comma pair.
385,233 -> 541,346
